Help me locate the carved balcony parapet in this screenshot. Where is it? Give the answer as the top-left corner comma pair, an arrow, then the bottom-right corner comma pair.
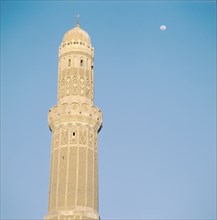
48,102 -> 102,131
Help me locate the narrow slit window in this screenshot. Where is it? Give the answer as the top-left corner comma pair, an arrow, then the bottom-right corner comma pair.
73,132 -> 75,136
68,59 -> 71,67
80,59 -> 84,67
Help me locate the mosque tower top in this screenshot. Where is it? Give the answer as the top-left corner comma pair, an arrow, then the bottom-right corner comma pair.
57,17 -> 95,106
61,17 -> 91,45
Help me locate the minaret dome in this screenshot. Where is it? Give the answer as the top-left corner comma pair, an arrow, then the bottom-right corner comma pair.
62,25 -> 91,45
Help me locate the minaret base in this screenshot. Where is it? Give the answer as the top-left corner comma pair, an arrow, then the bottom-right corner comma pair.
45,207 -> 99,220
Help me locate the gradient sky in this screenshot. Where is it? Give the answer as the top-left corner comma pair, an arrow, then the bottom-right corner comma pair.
1,1 -> 216,219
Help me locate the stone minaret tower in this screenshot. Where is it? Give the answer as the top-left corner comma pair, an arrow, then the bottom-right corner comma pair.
45,20 -> 102,220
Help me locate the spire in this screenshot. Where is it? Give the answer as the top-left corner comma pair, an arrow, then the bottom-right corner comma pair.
76,14 -> 80,27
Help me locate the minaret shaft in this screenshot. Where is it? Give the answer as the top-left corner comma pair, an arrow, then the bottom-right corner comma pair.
45,24 -> 102,220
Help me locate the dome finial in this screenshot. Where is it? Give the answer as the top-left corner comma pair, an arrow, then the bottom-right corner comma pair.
76,14 -> 80,27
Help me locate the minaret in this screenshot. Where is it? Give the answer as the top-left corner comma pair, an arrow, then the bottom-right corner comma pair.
45,19 -> 102,220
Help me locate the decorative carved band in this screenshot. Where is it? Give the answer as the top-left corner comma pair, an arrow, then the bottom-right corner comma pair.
51,123 -> 97,152
58,67 -> 94,101
59,50 -> 93,60
48,103 -> 102,131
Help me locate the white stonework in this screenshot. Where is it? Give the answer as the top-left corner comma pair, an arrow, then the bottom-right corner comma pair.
45,21 -> 102,220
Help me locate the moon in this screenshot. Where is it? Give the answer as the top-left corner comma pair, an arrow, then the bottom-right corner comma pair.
160,25 -> 167,31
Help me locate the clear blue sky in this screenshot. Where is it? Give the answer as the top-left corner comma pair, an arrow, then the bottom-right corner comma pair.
1,1 -> 216,219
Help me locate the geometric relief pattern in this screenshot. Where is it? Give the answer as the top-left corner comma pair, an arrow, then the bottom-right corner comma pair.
61,125 -> 69,145
79,125 -> 87,145
80,77 -> 85,96
72,76 -> 79,95
86,79 -> 90,99
60,78 -> 65,98
66,76 -> 71,96
53,125 -> 97,148
60,69 -> 66,98
54,128 -> 60,148
88,127 -> 94,149
58,55 -> 93,100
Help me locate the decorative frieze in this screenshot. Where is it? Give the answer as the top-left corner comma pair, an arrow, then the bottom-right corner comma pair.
51,124 -> 98,152
58,70 -> 93,101
48,103 -> 102,131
